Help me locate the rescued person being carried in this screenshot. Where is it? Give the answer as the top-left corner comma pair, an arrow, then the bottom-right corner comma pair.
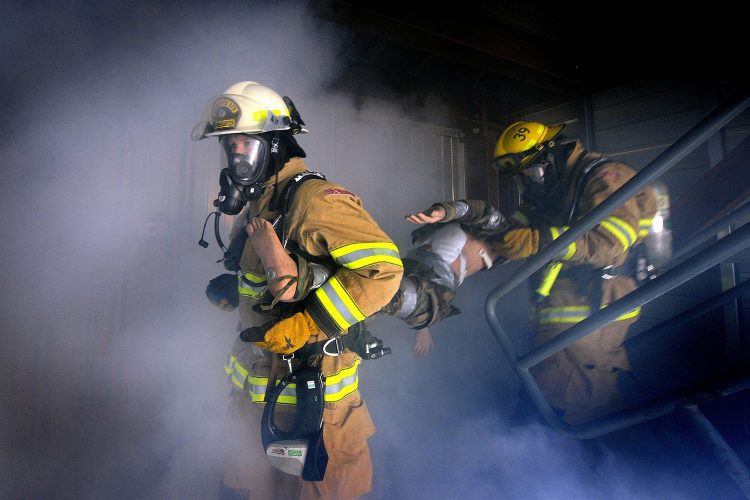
209,199 -> 511,357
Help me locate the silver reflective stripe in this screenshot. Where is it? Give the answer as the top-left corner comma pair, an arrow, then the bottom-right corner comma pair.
325,372 -> 358,395
395,276 -> 418,319
248,381 -> 296,401
318,281 -> 361,326
334,247 -> 401,266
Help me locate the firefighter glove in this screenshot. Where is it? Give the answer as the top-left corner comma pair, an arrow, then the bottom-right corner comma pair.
498,227 -> 540,259
253,309 -> 319,354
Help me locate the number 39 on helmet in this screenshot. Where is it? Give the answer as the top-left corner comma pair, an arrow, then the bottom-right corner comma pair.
492,121 -> 564,177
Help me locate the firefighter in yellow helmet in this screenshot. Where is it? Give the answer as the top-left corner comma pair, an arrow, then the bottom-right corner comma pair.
195,81 -> 403,498
410,121 -> 658,425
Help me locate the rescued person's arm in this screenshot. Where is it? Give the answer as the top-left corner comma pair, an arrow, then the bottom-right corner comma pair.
406,200 -> 506,230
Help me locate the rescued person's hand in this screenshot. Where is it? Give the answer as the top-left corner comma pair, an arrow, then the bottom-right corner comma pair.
405,205 -> 446,225
412,328 -> 434,358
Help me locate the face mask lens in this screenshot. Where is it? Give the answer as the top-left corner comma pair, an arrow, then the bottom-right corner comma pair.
521,165 -> 545,184
220,135 -> 267,184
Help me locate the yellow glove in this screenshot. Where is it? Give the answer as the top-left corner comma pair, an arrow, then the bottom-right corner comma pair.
253,310 -> 319,354
499,227 -> 540,259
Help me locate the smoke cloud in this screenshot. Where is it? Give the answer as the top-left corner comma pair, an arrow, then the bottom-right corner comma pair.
0,1 -> 741,498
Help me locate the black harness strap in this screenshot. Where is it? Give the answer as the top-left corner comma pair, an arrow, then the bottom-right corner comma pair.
273,171 -> 326,248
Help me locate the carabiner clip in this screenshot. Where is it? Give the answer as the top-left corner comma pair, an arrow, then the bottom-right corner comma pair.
282,353 -> 295,372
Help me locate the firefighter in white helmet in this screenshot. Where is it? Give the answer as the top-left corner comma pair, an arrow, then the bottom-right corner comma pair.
410,121 -> 659,425
195,81 -> 403,498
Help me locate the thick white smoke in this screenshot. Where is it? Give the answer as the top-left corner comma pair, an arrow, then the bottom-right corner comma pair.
0,1 -> 740,499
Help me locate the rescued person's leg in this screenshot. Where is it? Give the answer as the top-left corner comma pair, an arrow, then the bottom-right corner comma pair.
246,217 -> 298,300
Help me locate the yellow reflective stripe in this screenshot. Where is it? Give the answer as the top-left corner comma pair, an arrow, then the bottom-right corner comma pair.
610,305 -> 641,320
247,376 -> 297,404
314,276 -> 366,330
326,359 -> 360,385
330,242 -> 402,269
538,305 -> 641,324
323,359 -> 360,402
538,305 -> 590,324
242,272 -> 266,284
251,109 -> 289,121
600,216 -> 637,252
330,242 -> 399,258
344,254 -> 404,269
227,356 -> 249,390
536,261 -> 563,298
638,218 -> 653,238
245,362 -> 360,405
233,361 -> 248,379
238,273 -> 267,299
549,226 -> 576,261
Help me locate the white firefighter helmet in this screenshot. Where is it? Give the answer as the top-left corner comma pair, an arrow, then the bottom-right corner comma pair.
192,81 -> 307,141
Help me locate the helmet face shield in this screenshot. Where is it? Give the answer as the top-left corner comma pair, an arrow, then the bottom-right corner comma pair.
220,134 -> 270,186
492,148 -> 542,177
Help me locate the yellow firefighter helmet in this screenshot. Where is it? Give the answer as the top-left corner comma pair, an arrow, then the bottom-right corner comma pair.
492,121 -> 564,177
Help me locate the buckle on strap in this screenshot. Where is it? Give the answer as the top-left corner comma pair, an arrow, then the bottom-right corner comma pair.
601,265 -> 616,280
322,336 -> 344,356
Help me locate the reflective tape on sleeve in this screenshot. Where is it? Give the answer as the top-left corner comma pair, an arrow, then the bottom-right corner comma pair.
313,276 -> 366,330
330,242 -> 403,269
638,218 -> 653,238
549,226 -> 576,260
599,216 -> 637,252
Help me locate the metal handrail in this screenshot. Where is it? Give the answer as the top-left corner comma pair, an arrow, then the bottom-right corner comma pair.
518,222 -> 750,371
627,278 -> 750,344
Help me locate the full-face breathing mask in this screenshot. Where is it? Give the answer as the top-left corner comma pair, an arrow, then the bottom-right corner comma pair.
215,133 -> 281,215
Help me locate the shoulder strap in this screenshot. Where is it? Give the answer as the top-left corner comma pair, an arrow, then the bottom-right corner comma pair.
567,156 -> 610,224
275,171 -> 326,247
